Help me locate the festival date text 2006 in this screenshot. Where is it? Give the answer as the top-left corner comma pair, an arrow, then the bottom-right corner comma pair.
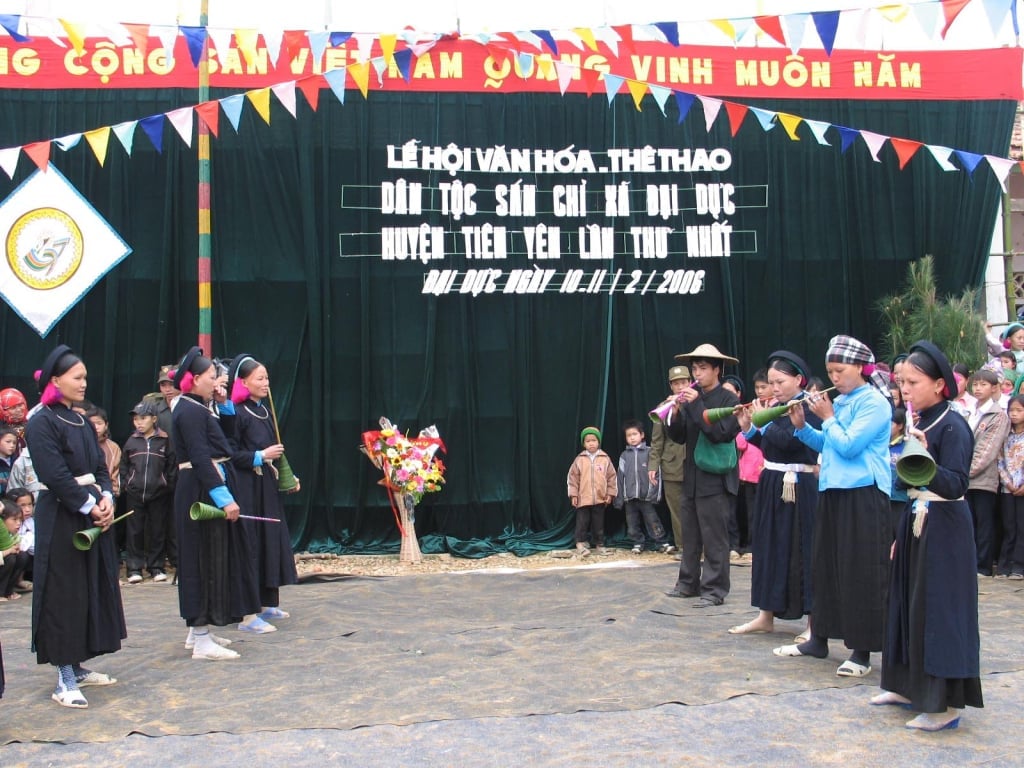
421,267 -> 706,296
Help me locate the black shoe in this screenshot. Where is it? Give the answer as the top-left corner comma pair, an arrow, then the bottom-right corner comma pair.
665,589 -> 699,598
693,597 -> 724,608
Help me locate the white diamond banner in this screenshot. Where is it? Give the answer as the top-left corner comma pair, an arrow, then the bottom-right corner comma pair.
0,167 -> 131,337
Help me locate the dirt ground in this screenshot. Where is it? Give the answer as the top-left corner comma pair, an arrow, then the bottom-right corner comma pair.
292,547 -> 687,578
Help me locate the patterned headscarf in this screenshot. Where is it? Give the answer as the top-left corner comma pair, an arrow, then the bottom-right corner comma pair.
825,335 -> 892,401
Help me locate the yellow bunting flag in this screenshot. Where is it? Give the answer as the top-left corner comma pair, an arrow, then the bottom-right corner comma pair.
348,61 -> 370,99
234,29 -> 260,68
877,4 -> 910,23
379,34 -> 398,64
536,55 -> 554,80
626,79 -> 648,110
83,127 -> 111,167
573,27 -> 599,52
246,87 -> 272,125
710,19 -> 737,42
59,19 -> 87,56
777,113 -> 803,140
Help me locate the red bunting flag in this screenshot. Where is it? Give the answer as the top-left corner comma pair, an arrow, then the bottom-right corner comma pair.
22,141 -> 50,171
122,23 -> 150,58
724,102 -> 748,137
282,30 -> 308,67
297,74 -> 322,111
753,15 -> 788,47
611,24 -> 635,55
195,101 -> 220,138
940,0 -> 972,38
580,64 -> 602,97
889,138 -> 923,169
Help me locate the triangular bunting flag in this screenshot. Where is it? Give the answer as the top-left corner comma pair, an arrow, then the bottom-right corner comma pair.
611,24 -> 635,55
777,113 -> 803,141
750,107 -> 778,132
139,115 -> 165,152
246,87 -> 272,125
649,84 -> 671,116
308,31 -> 330,66
699,96 -> 723,133
282,30 -> 307,66
323,68 -> 347,105
153,24 -> 178,63
554,61 -> 574,96
877,5 -> 910,23
112,121 -> 137,154
23,141 -> 51,171
981,0 -> 1011,36
573,27 -> 599,52
348,61 -> 370,98
394,48 -> 414,82
732,18 -> 757,43
889,138 -> 923,169
709,19 -> 737,43
165,107 -> 194,147
83,127 -> 111,167
263,28 -> 284,68
986,155 -> 1016,192
517,52 -> 534,78
580,64 -> 602,97
370,56 -> 387,86
912,2 -> 942,36
804,119 -> 831,145
219,94 -> 245,132
953,149 -> 984,176
926,145 -> 958,172
860,130 -> 888,162
654,21 -> 679,47
379,34 -> 398,64
835,126 -> 859,154
208,28 -> 235,60
58,19 -> 86,55
353,33 -> 375,62
811,10 -> 841,55
603,73 -> 624,106
123,23 -> 150,57
674,92 -> 695,124
297,75 -> 322,110
181,26 -> 208,67
724,102 -> 748,136
330,31 -> 353,47
195,101 -> 221,137
940,0 -> 972,38
531,29 -> 558,55
0,146 -> 20,178
626,79 -> 648,110
782,13 -> 810,54
53,134 -> 82,151
234,29 -> 260,69
0,14 -> 30,42
410,38 -> 437,58
536,55 -> 555,80
753,16 -> 788,47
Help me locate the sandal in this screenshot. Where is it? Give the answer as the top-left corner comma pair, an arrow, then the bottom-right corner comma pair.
836,660 -> 872,677
52,687 -> 88,708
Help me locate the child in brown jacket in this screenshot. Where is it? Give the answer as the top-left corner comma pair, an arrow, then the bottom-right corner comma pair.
567,426 -> 617,556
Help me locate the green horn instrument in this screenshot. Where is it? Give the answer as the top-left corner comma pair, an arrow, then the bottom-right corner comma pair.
73,510 -> 134,552
267,386 -> 299,493
702,406 -> 737,425
189,501 -> 281,523
751,402 -> 797,428
895,435 -> 936,487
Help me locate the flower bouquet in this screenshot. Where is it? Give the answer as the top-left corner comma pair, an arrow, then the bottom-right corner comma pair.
361,417 -> 446,563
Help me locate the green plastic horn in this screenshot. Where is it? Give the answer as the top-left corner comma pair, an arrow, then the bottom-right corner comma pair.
702,406 -> 737,426
276,454 -> 299,493
73,510 -> 134,551
896,436 -> 936,487
751,402 -> 797,428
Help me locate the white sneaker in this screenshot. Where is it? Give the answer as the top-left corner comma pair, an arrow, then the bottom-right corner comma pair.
184,628 -> 233,650
152,572 -> 168,583
192,643 -> 240,661
127,573 -> 143,584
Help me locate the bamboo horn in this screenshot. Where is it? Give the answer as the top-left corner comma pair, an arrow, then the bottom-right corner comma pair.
73,510 -> 134,551
750,387 -> 837,428
266,386 -> 299,492
189,501 -> 280,523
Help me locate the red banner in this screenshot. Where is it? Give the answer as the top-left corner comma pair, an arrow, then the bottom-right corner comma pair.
0,36 -> 1018,100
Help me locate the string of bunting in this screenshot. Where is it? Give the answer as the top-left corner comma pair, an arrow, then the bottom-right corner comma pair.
0,0 -> 1016,75
0,36 -> 1019,193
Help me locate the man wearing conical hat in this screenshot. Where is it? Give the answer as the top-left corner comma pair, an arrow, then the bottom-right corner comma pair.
663,343 -> 741,607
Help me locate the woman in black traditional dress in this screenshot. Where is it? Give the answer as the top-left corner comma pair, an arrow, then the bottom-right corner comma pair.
729,351 -> 820,641
226,355 -> 298,628
171,347 -> 259,660
24,345 -> 125,707
872,341 -> 982,731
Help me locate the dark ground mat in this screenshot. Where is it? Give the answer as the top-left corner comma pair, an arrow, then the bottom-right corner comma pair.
1,562 -> 1022,765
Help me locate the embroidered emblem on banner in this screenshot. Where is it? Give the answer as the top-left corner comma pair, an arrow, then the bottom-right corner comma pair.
0,167 -> 131,336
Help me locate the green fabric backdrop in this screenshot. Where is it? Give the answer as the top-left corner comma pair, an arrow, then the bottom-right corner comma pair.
0,90 -> 1013,555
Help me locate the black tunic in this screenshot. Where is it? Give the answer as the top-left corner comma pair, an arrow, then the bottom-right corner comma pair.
172,395 -> 260,626
25,404 -> 126,665
882,401 -> 983,712
748,396 -> 821,619
227,399 -> 297,593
